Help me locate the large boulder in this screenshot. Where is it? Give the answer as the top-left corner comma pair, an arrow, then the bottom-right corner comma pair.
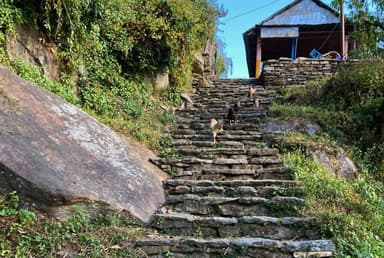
311,148 -> 357,180
264,118 -> 322,136
0,65 -> 165,223
264,117 -> 357,179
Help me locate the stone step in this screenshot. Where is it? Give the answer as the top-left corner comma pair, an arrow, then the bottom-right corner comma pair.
194,98 -> 273,106
171,139 -> 267,149
171,133 -> 264,141
166,194 -> 304,217
170,129 -> 264,137
197,86 -> 269,91
152,213 -> 319,240
176,122 -> 262,131
165,179 -> 302,198
174,147 -> 280,160
176,147 -> 278,157
177,147 -> 246,156
171,140 -> 247,148
192,101 -> 274,107
174,118 -> 266,126
152,157 -> 248,166
151,157 -> 283,168
195,92 -> 276,99
136,79 -> 336,257
174,117 -> 266,126
197,88 -> 271,95
172,171 -> 290,181
135,237 -> 335,258
193,97 -> 273,104
175,110 -> 268,119
163,166 -> 292,181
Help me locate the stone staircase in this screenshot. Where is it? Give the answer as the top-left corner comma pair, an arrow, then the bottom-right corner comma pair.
136,79 -> 335,257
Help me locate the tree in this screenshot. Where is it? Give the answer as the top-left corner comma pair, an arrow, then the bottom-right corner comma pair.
332,0 -> 384,57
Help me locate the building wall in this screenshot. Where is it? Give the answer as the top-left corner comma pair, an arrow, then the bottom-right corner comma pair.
262,57 -> 357,87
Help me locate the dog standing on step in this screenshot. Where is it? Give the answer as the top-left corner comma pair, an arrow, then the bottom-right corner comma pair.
247,86 -> 257,98
254,97 -> 260,109
247,86 -> 261,110
227,100 -> 240,125
210,118 -> 224,144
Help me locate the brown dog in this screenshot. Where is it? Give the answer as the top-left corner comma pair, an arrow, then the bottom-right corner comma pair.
247,86 -> 257,98
210,118 -> 224,143
254,97 -> 260,109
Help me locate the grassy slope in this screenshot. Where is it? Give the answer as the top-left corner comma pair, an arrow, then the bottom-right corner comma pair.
272,60 -> 384,257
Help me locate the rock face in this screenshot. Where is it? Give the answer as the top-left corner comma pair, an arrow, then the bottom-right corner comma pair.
192,39 -> 216,86
311,148 -> 357,179
0,65 -> 165,223
264,118 -> 356,179
142,69 -> 170,92
6,25 -> 61,81
264,118 -> 322,136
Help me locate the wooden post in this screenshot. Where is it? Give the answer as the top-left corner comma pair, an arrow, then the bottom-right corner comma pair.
341,0 -> 346,59
344,35 -> 349,59
256,37 -> 262,78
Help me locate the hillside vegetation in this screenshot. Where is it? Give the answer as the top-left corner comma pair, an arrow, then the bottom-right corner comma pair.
0,0 -> 222,149
1,0 -> 384,257
272,61 -> 384,257
0,0 -> 222,256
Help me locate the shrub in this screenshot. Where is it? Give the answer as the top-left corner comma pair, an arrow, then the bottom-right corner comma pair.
0,192 -> 147,257
272,59 -> 384,179
284,151 -> 384,258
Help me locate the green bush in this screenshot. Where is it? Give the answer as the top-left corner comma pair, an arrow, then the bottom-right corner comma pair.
30,0 -> 219,89
1,0 -> 224,149
285,151 -> 384,258
0,0 -> 23,41
320,61 -> 384,109
273,59 -> 384,178
9,59 -> 79,105
0,192 -> 147,257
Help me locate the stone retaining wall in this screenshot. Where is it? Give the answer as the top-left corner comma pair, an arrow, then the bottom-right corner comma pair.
262,57 -> 357,87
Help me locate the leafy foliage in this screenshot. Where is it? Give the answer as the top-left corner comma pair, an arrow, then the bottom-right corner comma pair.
273,59 -> 384,257
273,60 -> 384,178
0,0 -> 222,149
332,0 -> 384,57
26,0 -> 220,88
0,192 -> 147,257
285,151 -> 384,258
0,0 -> 23,46
9,59 -> 80,105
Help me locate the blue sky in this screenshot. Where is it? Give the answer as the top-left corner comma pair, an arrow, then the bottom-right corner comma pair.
216,0 -> 334,78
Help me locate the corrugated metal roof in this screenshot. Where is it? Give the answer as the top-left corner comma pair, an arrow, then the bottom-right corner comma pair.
262,0 -> 339,26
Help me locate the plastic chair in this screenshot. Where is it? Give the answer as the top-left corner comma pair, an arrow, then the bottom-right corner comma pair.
309,49 -> 322,59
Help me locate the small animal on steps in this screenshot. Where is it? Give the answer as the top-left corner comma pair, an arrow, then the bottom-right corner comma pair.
227,100 -> 240,125
178,93 -> 193,110
254,97 -> 260,109
160,92 -> 193,113
247,86 -> 257,98
210,118 -> 224,144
